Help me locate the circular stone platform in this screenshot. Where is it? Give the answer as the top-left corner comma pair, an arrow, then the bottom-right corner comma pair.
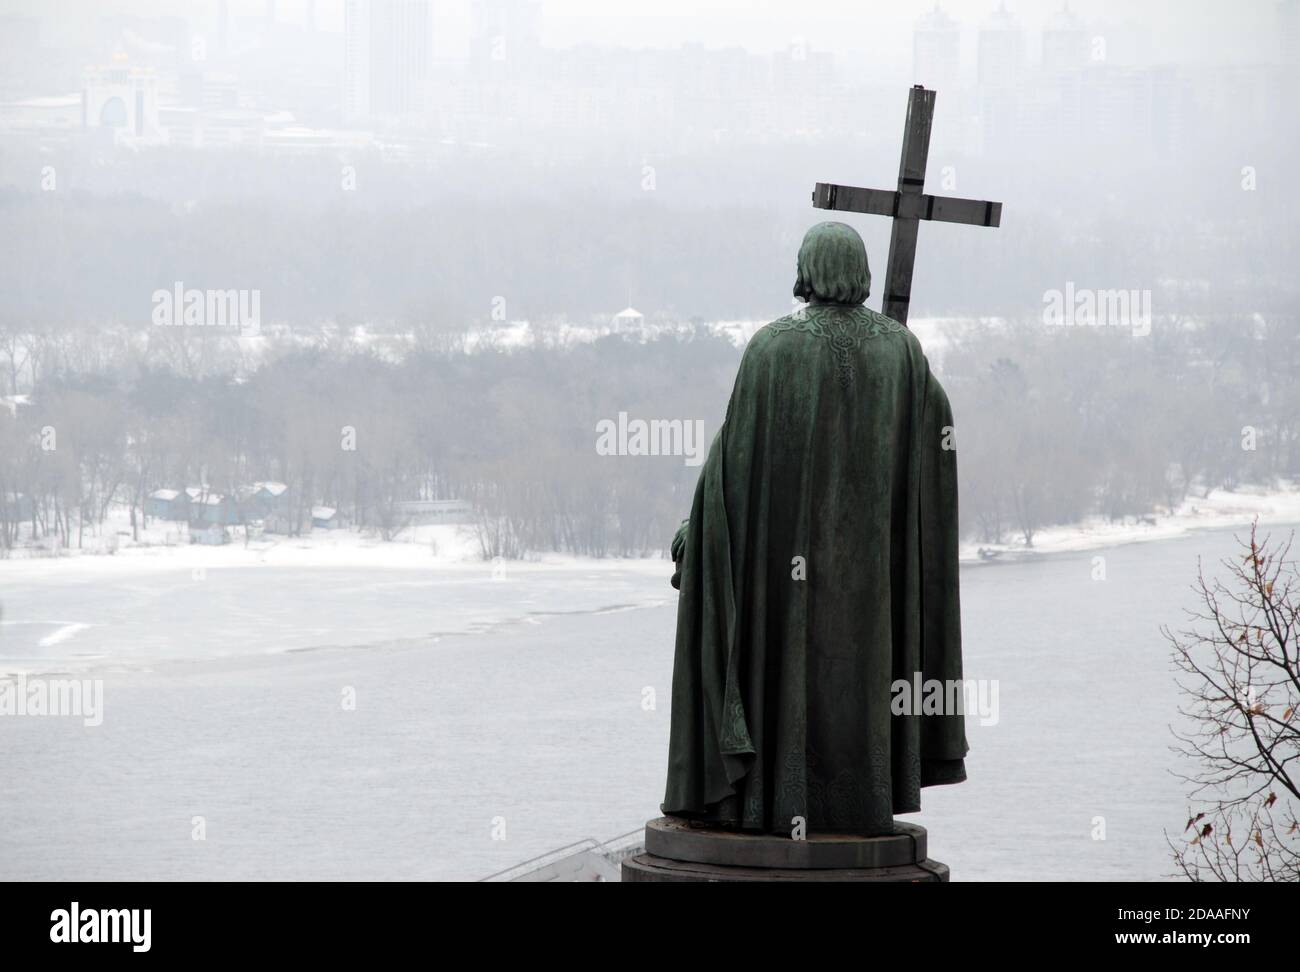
622,854 -> 949,882
645,816 -> 927,869
623,818 -> 950,883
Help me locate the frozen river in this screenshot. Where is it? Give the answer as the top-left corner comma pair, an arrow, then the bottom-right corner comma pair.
0,525 -> 1283,880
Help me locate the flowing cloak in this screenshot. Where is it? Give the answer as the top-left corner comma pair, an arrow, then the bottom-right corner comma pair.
661,303 -> 968,835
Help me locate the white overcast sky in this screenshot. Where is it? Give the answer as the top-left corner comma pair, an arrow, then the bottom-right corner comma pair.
1,0 -> 1287,71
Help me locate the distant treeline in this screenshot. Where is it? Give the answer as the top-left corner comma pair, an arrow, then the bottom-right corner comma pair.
0,312 -> 1296,556
0,328 -> 736,556
943,315 -> 1300,545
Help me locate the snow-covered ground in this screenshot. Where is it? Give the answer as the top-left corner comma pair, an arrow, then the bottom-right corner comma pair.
958,484 -> 1300,563
1,519 -> 485,572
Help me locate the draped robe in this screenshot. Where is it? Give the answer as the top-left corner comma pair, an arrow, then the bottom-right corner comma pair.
661,302 -> 968,836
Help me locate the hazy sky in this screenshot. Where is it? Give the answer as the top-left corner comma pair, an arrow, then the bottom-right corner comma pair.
1,0 -> 1287,71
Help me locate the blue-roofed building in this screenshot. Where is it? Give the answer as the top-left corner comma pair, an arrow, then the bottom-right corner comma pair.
189,491 -> 241,527
145,488 -> 190,521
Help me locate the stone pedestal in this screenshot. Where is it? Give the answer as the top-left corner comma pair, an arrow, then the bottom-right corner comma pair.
621,817 -> 949,882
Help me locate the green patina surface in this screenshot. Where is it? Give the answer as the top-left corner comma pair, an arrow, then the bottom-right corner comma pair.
662,222 -> 968,836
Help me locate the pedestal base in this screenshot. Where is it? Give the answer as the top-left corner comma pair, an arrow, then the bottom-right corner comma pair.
621,817 -> 949,883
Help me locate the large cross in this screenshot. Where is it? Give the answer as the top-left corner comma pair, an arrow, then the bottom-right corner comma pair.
811,85 -> 1002,327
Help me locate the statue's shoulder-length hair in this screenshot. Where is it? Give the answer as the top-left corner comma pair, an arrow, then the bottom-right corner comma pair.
792,221 -> 872,306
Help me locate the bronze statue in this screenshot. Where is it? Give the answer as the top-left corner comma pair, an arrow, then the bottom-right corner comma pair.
661,221 -> 968,837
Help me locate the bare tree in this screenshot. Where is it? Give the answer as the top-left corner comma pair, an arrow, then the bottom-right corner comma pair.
1164,521 -> 1300,880
0,324 -> 31,395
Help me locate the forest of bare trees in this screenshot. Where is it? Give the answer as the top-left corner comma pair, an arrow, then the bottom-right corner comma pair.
943,312 -> 1300,547
1,308 -> 1297,559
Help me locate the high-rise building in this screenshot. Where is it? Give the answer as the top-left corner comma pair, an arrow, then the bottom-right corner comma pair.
977,2 -> 1024,89
343,0 -> 432,122
1042,3 -> 1089,75
913,4 -> 960,92
975,4 -> 1025,155
343,0 -> 370,121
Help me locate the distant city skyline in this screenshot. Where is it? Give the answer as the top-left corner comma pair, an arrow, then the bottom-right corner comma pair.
1,0 -> 1293,161
0,0 -> 1291,74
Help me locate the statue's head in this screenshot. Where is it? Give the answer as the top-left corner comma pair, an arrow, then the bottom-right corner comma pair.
792,221 -> 871,306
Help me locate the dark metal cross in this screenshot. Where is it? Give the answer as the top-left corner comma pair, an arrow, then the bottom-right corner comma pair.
811,85 -> 1002,327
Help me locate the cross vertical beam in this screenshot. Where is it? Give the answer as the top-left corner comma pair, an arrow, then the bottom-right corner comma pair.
881,86 -> 935,327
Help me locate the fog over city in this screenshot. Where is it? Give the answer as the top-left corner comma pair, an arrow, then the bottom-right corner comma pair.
1,0 -> 1295,324
0,2 -> 1298,887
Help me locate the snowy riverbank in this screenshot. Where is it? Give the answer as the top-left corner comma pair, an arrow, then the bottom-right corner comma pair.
2,482 -> 1299,577
957,483 -> 1300,564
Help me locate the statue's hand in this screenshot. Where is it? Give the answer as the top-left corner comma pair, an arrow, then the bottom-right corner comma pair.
670,519 -> 689,590
671,519 -> 689,563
